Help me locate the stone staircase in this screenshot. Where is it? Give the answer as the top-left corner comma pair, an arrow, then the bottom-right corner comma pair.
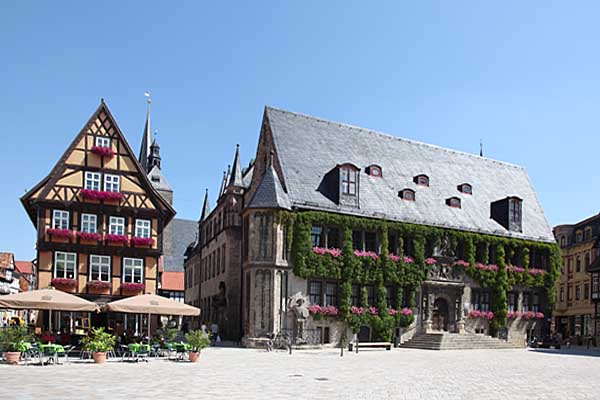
400,333 -> 522,350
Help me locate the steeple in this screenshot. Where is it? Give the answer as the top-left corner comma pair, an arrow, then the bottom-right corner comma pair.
227,144 -> 243,188
218,170 -> 227,198
139,93 -> 152,172
200,189 -> 210,221
148,135 -> 161,170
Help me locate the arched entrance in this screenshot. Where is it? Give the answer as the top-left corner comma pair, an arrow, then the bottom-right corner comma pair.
432,298 -> 449,331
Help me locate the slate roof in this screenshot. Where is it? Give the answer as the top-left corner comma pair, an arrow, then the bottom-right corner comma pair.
265,107 -> 554,243
247,164 -> 291,210
162,218 -> 197,272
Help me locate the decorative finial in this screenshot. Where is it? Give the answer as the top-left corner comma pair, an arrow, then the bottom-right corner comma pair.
479,139 -> 483,157
144,92 -> 151,104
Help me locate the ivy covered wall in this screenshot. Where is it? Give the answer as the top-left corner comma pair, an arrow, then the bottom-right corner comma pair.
280,210 -> 561,341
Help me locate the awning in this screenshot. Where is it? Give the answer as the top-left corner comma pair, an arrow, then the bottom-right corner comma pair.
104,293 -> 200,316
0,288 -> 97,312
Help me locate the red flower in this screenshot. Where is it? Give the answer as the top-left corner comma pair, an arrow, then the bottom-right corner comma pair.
105,234 -> 129,245
88,280 -> 111,289
90,145 -> 115,158
131,237 -> 155,246
47,228 -> 73,239
80,189 -> 124,202
77,231 -> 103,241
51,278 -> 77,287
122,282 -> 145,291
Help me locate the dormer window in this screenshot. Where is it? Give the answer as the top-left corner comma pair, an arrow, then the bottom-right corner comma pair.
399,189 -> 415,201
414,174 -> 429,187
491,196 -> 523,232
366,165 -> 382,178
339,164 -> 358,196
446,197 -> 461,208
458,183 -> 472,195
509,197 -> 522,228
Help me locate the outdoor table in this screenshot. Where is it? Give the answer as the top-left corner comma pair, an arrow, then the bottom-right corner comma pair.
38,344 -> 65,365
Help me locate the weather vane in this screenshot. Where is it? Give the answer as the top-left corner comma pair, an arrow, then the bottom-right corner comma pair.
144,91 -> 151,104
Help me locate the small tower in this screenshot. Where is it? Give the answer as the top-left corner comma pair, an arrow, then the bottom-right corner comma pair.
148,136 -> 161,170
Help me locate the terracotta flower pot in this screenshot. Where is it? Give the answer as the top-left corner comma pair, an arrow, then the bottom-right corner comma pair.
4,351 -> 21,365
92,352 -> 107,364
188,351 -> 200,363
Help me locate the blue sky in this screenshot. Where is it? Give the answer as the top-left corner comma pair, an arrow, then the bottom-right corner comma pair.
1,1 -> 599,259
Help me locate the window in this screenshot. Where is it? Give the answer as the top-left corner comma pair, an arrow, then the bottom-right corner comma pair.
85,172 -> 101,191
364,232 -> 377,252
414,174 -> 429,187
523,292 -> 532,311
509,198 -> 522,225
351,285 -> 360,306
90,255 -> 110,281
81,214 -> 97,233
109,216 -> 125,235
585,228 -> 592,241
325,283 -> 338,306
104,174 -> 120,192
585,253 -> 591,269
309,281 -> 322,305
559,287 -> 565,302
576,257 -> 581,273
386,286 -> 394,307
216,248 -> 221,276
446,197 -> 461,208
508,292 -> 517,312
585,283 -> 590,300
531,293 -> 540,312
366,165 -> 382,177
123,258 -> 143,283
472,291 -> 490,311
55,252 -> 76,279
326,227 -> 340,249
388,232 -> 398,255
52,210 -> 70,229
340,167 -> 357,195
576,231 -> 583,243
221,244 -> 226,273
399,189 -> 415,201
458,183 -> 472,194
95,136 -> 110,148
135,219 -> 151,238
366,285 -> 375,306
311,226 -> 323,247
576,285 -> 581,301
352,230 -> 362,250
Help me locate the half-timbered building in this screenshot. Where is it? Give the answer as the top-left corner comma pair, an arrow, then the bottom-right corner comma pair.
21,100 -> 175,331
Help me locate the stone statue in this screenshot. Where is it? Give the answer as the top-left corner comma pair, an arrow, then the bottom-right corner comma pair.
288,293 -> 309,342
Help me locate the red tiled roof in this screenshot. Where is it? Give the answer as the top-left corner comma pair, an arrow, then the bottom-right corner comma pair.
15,261 -> 33,275
161,271 -> 184,291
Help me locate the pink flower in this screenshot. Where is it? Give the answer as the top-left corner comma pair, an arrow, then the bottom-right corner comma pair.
312,247 -> 342,258
80,189 -> 124,202
389,254 -> 401,262
368,306 -> 379,315
404,256 -> 414,264
535,312 -> 545,319
88,280 -> 111,289
388,309 -> 398,316
131,237 -> 155,246
529,268 -> 546,276
354,250 -> 379,260
51,278 -> 77,287
77,231 -> 103,241
506,265 -> 525,273
455,260 -> 470,267
105,234 -> 129,245
122,282 -> 145,292
424,258 -> 437,265
47,228 -> 73,239
90,145 -> 114,158
351,306 -> 366,315
401,308 -> 413,316
475,263 -> 498,272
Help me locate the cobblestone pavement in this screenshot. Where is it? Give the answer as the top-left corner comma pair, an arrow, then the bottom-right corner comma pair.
3,347 -> 600,400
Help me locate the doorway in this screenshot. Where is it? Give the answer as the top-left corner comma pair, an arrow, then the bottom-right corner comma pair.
432,298 -> 449,331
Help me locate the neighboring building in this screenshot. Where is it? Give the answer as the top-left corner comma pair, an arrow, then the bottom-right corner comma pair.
15,260 -> 36,292
20,100 -> 175,332
553,214 -> 600,337
186,106 -> 560,347
184,146 -> 252,338
0,253 -> 21,296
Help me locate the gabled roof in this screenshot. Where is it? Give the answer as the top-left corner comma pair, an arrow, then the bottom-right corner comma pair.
15,261 -> 33,275
247,164 -> 291,210
148,165 -> 173,193
20,100 -> 175,226
264,106 -> 554,243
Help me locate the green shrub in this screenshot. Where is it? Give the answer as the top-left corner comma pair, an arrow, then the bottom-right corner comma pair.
0,326 -> 30,352
81,327 -> 116,352
185,330 -> 210,352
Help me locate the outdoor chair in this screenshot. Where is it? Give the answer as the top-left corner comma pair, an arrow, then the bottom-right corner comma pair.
134,344 -> 150,362
40,347 -> 59,366
23,344 -> 40,366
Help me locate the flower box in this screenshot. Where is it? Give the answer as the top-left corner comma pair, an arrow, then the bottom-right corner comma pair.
312,247 -> 341,258
474,263 -> 499,272
130,237 -> 155,247
51,278 -> 77,287
455,259 -> 470,267
354,250 -> 379,260
105,234 -> 129,245
121,282 -> 145,292
350,306 -> 366,315
80,189 -> 124,202
424,257 -> 437,266
506,265 -> 525,273
400,307 -> 413,316
88,280 -> 111,290
522,311 -> 545,320
468,310 -> 494,320
529,268 -> 546,276
308,305 -> 339,320
47,228 -> 73,239
90,145 -> 114,158
77,231 -> 103,241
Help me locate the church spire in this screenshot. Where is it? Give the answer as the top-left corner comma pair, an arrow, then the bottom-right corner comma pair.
139,93 -> 152,172
218,169 -> 227,197
200,189 -> 210,221
227,144 -> 243,188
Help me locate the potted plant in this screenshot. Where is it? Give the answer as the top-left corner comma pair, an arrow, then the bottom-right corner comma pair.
0,326 -> 30,364
80,327 -> 115,364
184,329 -> 210,363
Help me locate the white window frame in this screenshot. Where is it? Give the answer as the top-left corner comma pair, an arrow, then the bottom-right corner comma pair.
85,172 -> 101,191
123,258 -> 144,283
81,213 -> 97,233
109,216 -> 125,236
95,136 -> 111,148
52,210 -> 70,229
54,251 -> 76,279
135,219 -> 151,238
104,174 -> 120,193
89,255 -> 111,282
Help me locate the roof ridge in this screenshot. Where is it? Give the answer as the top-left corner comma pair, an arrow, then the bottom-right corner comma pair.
264,105 -> 525,171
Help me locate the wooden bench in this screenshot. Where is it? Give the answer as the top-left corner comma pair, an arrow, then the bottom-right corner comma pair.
348,342 -> 392,353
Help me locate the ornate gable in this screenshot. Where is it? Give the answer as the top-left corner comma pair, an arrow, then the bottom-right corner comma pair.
21,100 -> 175,226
